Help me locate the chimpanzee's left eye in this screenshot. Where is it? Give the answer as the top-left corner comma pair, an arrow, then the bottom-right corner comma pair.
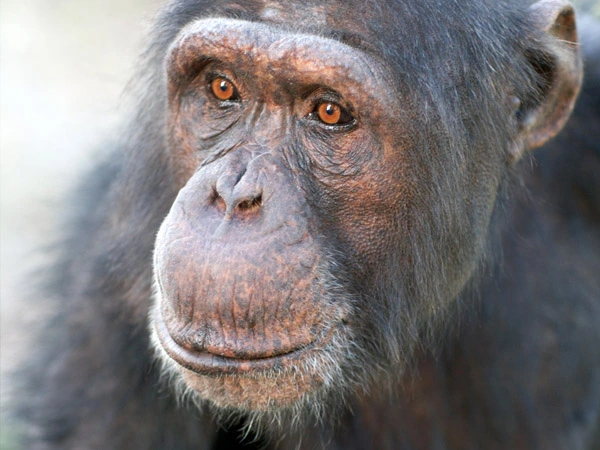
312,101 -> 354,126
209,77 -> 240,102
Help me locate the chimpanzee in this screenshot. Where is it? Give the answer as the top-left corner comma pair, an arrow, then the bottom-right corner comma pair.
16,0 -> 600,449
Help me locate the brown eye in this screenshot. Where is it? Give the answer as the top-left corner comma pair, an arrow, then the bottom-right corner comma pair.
314,101 -> 354,126
210,77 -> 237,101
317,103 -> 341,125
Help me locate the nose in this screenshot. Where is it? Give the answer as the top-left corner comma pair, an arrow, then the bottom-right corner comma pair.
214,160 -> 264,219
169,148 -> 309,243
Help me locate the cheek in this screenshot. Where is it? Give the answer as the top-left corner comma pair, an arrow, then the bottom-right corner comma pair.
299,125 -> 378,178
333,182 -> 411,269
309,140 -> 413,268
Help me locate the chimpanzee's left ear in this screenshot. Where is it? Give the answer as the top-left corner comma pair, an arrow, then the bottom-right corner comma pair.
511,0 -> 582,159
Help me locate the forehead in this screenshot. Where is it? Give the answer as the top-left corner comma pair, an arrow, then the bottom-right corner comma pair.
218,0 -> 381,52
259,0 -> 369,28
260,0 -> 330,27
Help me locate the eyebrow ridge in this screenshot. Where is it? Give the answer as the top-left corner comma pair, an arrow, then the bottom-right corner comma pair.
321,29 -> 379,55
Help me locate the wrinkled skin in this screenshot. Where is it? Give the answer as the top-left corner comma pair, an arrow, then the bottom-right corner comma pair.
154,18 -> 426,411
16,0 -> 600,449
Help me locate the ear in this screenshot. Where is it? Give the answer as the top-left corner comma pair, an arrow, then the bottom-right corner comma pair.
510,0 -> 583,160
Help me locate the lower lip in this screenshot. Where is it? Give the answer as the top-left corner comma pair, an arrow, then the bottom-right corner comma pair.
154,313 -> 316,375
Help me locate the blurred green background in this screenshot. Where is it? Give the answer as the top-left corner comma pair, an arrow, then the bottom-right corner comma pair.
0,1 -> 598,448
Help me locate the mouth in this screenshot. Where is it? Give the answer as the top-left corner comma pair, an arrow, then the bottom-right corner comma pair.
154,311 -> 321,375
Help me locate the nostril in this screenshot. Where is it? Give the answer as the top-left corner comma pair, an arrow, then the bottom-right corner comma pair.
210,188 -> 227,212
236,194 -> 262,212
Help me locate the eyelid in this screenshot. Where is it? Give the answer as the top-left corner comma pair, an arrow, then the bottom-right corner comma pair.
306,87 -> 355,119
306,88 -> 348,108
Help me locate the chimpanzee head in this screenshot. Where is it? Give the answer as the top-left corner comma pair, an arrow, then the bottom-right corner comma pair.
149,0 -> 581,427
